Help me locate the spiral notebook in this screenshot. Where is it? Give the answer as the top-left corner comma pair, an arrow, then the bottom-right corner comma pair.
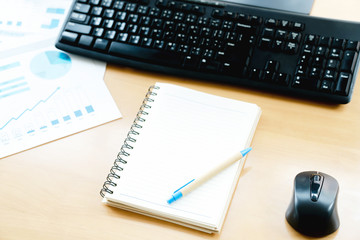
100,83 -> 261,233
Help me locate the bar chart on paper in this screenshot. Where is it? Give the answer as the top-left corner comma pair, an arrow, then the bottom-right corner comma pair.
0,46 -> 121,158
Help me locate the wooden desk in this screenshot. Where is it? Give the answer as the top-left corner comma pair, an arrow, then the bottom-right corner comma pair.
1,0 -> 360,239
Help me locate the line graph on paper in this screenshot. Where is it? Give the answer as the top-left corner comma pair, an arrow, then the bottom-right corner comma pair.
0,87 -> 61,131
0,85 -> 97,146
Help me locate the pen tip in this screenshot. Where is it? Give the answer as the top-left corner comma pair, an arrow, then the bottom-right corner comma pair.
240,147 -> 252,157
167,197 -> 175,204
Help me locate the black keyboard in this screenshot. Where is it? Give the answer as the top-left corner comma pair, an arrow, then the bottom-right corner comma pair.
55,0 -> 360,103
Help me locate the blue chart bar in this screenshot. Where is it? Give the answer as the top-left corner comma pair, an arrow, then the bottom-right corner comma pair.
85,105 -> 94,113
51,119 -> 59,126
74,110 -> 83,117
40,126 -> 47,130
27,130 -> 35,134
46,8 -> 65,14
63,115 -> 71,121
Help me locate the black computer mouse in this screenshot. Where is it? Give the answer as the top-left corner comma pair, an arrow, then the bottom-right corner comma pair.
285,171 -> 340,237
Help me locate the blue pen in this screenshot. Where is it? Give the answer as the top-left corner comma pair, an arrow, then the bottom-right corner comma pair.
167,147 -> 252,204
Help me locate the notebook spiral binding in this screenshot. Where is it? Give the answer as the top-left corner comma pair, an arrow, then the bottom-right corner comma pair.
100,85 -> 160,197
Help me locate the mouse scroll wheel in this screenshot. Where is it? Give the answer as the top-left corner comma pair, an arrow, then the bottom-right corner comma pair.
310,174 -> 324,202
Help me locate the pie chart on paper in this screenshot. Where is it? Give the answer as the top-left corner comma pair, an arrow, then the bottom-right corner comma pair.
30,51 -> 72,79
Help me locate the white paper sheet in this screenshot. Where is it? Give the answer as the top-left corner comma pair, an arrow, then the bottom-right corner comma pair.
0,44 -> 121,158
0,0 -> 72,52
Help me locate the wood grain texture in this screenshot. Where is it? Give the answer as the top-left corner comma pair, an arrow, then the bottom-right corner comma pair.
1,0 -> 360,239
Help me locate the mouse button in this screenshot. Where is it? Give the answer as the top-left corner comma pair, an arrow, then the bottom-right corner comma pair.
294,175 -> 309,193
310,174 -> 324,202
320,174 -> 339,202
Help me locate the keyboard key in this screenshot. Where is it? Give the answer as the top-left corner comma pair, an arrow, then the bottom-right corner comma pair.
199,59 -> 221,72
284,42 -> 298,54
250,15 -> 262,25
129,35 -> 141,45
277,72 -> 290,85
326,59 -> 340,69
309,67 -> 321,79
224,11 -> 236,20
101,0 -> 113,8
91,6 -> 103,16
323,69 -> 337,81
94,38 -> 109,51
265,60 -> 279,72
328,49 -> 343,59
103,19 -> 114,28
249,68 -> 262,80
335,72 -> 352,95
287,32 -> 301,42
59,31 -> 78,43
117,32 -> 129,42
141,37 -> 153,47
331,38 -> 346,49
275,30 -> 287,40
70,12 -> 88,23
305,34 -> 318,44
155,0 -> 167,8
319,80 -> 333,92
262,70 -> 276,82
262,28 -> 275,38
292,75 -> 317,89
90,17 -> 102,26
65,22 -> 92,34
273,40 -> 284,51
114,1 -> 125,10
295,65 -> 307,76
302,44 -> 314,55
74,3 -> 91,14
79,35 -> 94,47
183,55 -> 198,69
314,46 -> 328,56
340,51 -> 358,72
280,20 -> 291,29
293,22 -> 304,31
235,23 -> 256,34
109,42 -> 182,66
259,38 -> 272,49
90,0 -> 100,5
93,27 -> 104,37
265,18 -> 277,27
212,9 -> 223,18
104,9 -> 115,18
346,40 -> 360,51
154,39 -> 165,49
318,36 -> 332,47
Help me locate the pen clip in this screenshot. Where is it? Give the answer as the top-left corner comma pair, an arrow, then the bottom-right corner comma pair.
173,179 -> 195,193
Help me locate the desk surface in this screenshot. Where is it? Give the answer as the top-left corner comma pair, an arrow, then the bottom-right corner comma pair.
1,0 -> 360,239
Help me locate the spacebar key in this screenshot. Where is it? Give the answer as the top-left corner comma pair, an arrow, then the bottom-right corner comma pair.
109,42 -> 182,66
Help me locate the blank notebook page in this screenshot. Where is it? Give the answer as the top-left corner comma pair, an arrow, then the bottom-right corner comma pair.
105,82 -> 261,232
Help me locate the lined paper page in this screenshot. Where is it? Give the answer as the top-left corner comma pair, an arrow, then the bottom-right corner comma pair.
105,83 -> 261,231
